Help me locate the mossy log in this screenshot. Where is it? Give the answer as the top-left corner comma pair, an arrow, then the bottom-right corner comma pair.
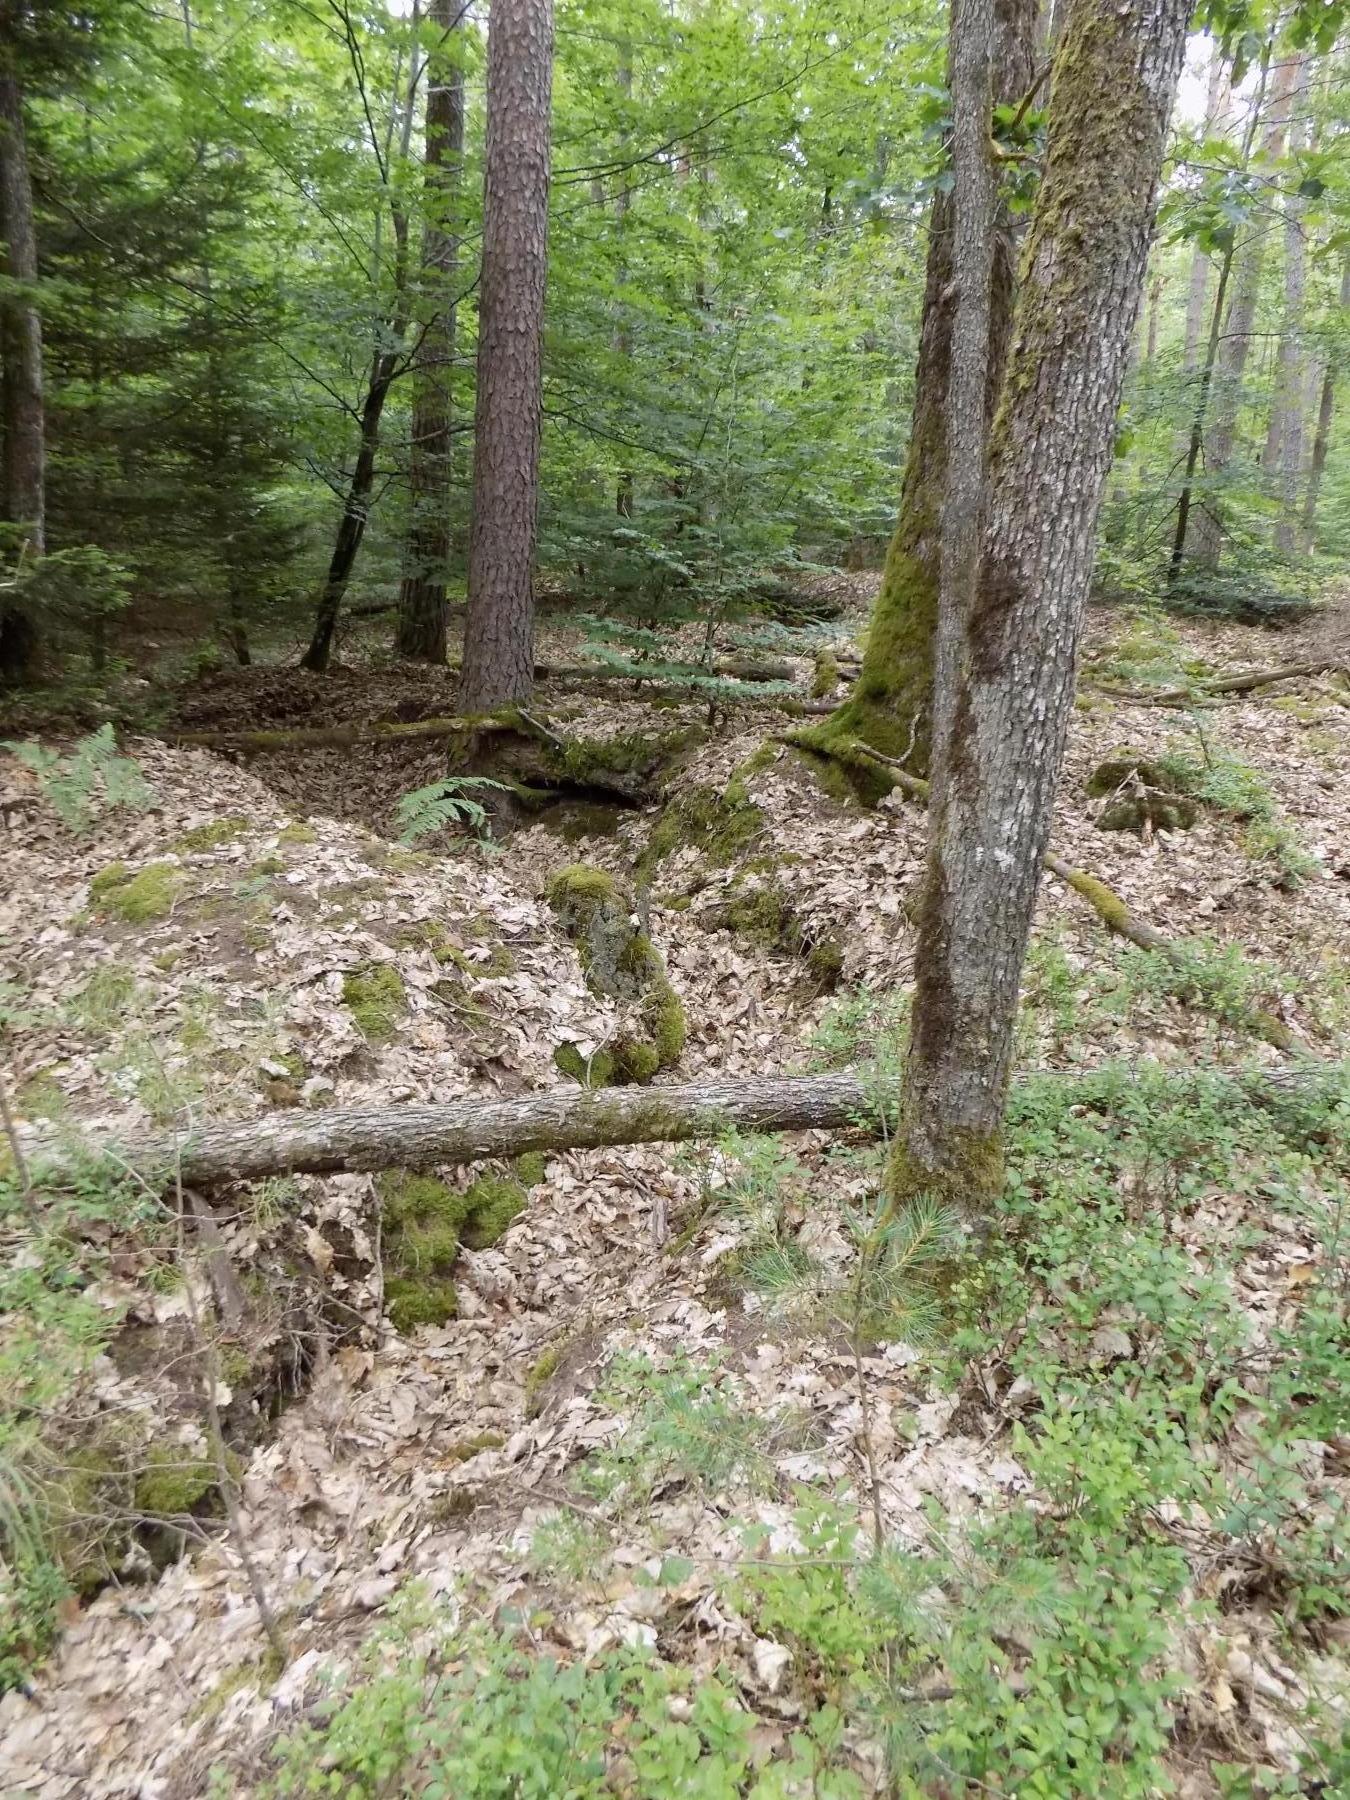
30,1064 -> 1341,1187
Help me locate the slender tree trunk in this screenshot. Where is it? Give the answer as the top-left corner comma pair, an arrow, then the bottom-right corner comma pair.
890,0 -> 1190,1218
302,41 -> 420,675
1268,102 -> 1308,554
458,0 -> 554,713
800,0 -> 1036,779
614,44 -> 633,521
1182,43 -> 1229,372
1301,253 -> 1350,550
396,0 -> 464,665
1185,50 -> 1298,569
0,58 -> 44,682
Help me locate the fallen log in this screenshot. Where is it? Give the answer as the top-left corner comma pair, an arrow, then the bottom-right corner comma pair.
173,693 -> 830,758
1090,658 -> 1346,706
36,1064 -> 1342,1187
798,739 -> 1295,1050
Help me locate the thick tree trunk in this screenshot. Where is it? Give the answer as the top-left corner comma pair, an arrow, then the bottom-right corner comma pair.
1301,256 -> 1350,549
0,62 -> 44,682
891,0 -> 1190,1218
1185,51 -> 1298,570
26,1065 -> 1336,1188
459,0 -> 554,713
797,0 -> 1036,781
396,0 -> 464,665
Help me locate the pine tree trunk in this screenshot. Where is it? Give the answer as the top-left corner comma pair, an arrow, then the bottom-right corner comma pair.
459,0 -> 554,714
0,60 -> 44,682
890,0 -> 1190,1219
1301,253 -> 1350,550
396,0 -> 464,665
800,0 -> 1036,780
1186,51 -> 1298,570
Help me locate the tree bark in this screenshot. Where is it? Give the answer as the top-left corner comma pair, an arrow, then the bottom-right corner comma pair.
396,0 -> 465,665
29,1065 -> 1337,1188
1301,255 -> 1350,549
796,0 -> 1036,780
1267,96 -> 1308,554
302,37 -> 421,675
1181,43 -> 1229,372
1185,51 -> 1298,570
891,0 -> 1191,1219
458,0 -> 554,713
0,57 -> 44,682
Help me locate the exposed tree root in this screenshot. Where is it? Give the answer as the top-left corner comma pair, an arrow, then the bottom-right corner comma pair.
34,1065 -> 1341,1187
810,739 -> 1297,1051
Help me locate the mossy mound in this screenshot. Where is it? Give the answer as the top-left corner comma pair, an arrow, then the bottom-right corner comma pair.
811,649 -> 840,700
642,774 -> 765,872
547,864 -> 686,1086
88,860 -> 182,924
1086,755 -> 1198,836
173,817 -> 250,854
376,1168 -> 534,1331
342,963 -> 408,1044
702,881 -> 844,991
558,724 -> 703,796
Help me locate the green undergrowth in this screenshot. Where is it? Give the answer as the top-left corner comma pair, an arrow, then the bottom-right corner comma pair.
250,1063 -> 1350,1793
1157,741 -> 1317,886
0,1153 -> 193,1691
88,859 -> 182,923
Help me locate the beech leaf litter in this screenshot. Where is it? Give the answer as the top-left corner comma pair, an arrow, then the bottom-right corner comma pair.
2,597 -> 1349,1796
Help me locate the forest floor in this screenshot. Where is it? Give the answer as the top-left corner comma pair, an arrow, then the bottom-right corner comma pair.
2,591 -> 1350,1797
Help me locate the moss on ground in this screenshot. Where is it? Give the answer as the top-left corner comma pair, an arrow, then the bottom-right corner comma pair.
277,821 -> 317,846
342,963 -> 407,1044
641,776 -> 765,872
376,1167 -> 534,1330
173,817 -> 250,853
515,1152 -> 547,1186
445,1431 -> 505,1463
133,1450 -> 219,1518
704,881 -> 844,992
88,860 -> 182,923
547,864 -> 686,1086
1086,753 -> 1198,835
811,649 -> 840,699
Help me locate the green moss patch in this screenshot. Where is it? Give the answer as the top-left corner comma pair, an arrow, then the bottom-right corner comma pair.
1086,754 -> 1197,836
343,963 -> 407,1044
547,864 -> 686,1086
88,860 -> 182,924
277,821 -> 317,846
134,1450 -> 219,1518
641,776 -> 765,872
173,817 -> 250,854
704,881 -> 844,992
376,1167 -> 534,1331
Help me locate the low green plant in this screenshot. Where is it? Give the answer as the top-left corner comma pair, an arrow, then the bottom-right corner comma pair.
394,776 -> 511,845
4,725 -> 152,834
1159,741 -> 1316,884
258,1593 -> 863,1799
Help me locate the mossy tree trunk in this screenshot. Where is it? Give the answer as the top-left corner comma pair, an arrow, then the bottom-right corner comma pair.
801,0 -> 1035,782
889,0 -> 1190,1221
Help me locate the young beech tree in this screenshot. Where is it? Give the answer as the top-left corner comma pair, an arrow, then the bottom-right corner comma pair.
396,0 -> 465,665
458,0 -> 554,713
0,34 -> 44,681
799,0 -> 1036,778
889,0 -> 1190,1218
